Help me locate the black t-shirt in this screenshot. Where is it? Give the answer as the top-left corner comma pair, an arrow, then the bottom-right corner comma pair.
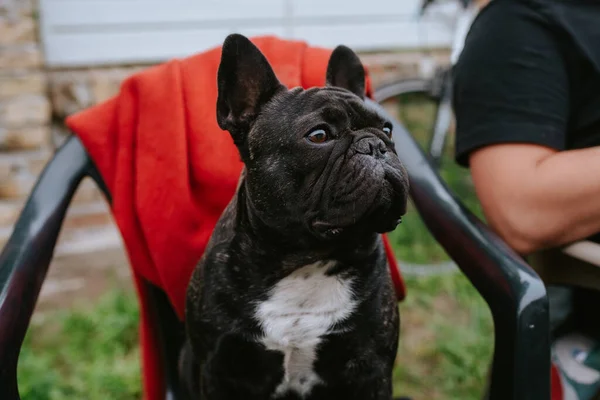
453,0 -> 600,167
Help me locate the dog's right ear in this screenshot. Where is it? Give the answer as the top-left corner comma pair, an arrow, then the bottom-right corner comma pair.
325,45 -> 365,99
216,34 -> 284,152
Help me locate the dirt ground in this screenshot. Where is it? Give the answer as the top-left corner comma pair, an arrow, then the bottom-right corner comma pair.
32,246 -> 134,323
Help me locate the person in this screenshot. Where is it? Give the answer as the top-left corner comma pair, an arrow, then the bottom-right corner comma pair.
452,0 -> 600,398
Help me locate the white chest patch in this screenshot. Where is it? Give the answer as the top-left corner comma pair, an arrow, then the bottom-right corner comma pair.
255,261 -> 357,398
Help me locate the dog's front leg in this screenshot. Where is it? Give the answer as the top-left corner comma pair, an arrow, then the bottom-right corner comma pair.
328,379 -> 395,400
198,333 -> 284,400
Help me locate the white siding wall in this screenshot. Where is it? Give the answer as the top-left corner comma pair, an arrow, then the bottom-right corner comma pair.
39,0 -> 460,67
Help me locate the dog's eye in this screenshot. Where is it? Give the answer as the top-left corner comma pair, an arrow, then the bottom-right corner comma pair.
307,129 -> 328,144
382,124 -> 393,138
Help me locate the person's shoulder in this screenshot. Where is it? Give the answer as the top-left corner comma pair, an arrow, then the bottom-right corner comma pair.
475,0 -> 550,20
455,0 -> 564,82
465,0 -> 553,48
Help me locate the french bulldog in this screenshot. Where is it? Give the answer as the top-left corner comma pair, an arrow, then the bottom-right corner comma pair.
183,33 -> 409,400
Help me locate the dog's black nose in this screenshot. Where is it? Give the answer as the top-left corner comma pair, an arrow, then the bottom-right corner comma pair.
354,137 -> 387,158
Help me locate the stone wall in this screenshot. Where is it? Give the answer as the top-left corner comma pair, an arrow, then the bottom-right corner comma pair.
0,0 -> 51,247
0,0 -> 122,254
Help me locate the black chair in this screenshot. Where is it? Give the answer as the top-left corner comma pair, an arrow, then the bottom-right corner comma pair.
0,99 -> 550,400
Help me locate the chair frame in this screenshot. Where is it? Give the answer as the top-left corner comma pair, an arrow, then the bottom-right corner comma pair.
0,137 -> 185,399
0,99 -> 551,400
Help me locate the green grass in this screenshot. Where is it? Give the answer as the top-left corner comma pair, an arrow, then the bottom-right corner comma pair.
18,290 -> 142,400
19,275 -> 493,400
18,96 -> 494,399
394,274 -> 493,399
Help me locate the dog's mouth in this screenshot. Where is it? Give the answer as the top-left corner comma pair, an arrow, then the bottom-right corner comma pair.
311,216 -> 403,240
311,220 -> 346,239
309,168 -> 407,239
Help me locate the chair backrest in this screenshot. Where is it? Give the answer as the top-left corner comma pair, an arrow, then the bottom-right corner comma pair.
0,136 -> 184,399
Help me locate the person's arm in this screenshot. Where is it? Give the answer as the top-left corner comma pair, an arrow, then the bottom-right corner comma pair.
453,0 -> 600,255
469,144 -> 600,255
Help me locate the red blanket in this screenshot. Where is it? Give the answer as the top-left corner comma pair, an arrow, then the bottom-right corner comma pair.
65,35 -> 406,400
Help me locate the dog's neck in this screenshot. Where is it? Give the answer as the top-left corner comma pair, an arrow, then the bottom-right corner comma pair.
231,178 -> 381,269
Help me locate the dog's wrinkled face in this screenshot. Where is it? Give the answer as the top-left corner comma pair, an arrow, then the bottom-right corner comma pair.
217,34 -> 408,240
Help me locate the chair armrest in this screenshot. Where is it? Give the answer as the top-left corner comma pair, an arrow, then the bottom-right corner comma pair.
365,99 -> 551,400
0,136 -> 101,399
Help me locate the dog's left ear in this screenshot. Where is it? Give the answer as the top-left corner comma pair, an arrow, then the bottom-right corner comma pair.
216,34 -> 284,149
326,45 -> 366,99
